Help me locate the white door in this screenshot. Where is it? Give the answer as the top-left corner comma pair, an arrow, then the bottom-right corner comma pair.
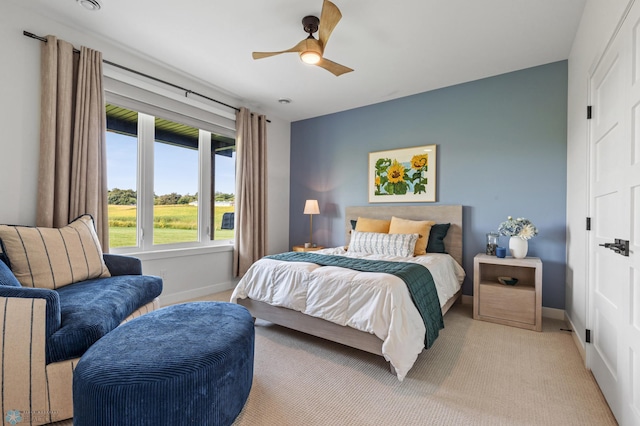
588,1 -> 640,424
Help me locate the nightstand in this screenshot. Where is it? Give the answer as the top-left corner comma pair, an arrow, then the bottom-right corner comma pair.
292,245 -> 325,252
473,254 -> 542,331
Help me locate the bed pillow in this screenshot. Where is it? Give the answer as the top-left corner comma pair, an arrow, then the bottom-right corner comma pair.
347,230 -> 418,258
0,214 -> 110,289
427,223 -> 451,253
388,216 -> 435,256
354,217 -> 390,234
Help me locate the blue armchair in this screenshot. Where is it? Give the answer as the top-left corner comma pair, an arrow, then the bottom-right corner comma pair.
0,253 -> 162,425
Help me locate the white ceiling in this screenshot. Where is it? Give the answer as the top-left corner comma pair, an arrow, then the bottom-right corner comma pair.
15,0 -> 586,122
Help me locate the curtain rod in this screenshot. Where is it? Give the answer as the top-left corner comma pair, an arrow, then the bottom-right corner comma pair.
23,30 -> 269,121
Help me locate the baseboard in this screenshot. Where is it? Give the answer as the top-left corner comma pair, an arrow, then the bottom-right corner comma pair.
160,282 -> 236,306
542,306 -> 565,320
565,313 -> 587,365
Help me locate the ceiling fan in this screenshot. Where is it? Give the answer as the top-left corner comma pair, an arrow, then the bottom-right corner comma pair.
252,0 -> 354,76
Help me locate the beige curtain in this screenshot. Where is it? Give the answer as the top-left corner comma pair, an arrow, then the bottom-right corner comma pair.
37,36 -> 109,249
233,107 -> 268,277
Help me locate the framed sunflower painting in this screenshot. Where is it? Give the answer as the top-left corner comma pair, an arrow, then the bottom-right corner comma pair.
368,145 -> 437,203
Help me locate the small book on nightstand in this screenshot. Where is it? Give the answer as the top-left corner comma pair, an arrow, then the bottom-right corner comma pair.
292,245 -> 324,252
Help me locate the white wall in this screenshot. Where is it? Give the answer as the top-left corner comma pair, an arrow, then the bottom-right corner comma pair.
566,0 -> 630,358
0,1 -> 290,304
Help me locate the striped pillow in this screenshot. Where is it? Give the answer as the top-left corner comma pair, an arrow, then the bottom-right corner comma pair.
0,215 -> 110,289
347,230 -> 419,258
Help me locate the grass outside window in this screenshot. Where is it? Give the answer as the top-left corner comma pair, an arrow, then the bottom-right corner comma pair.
108,204 -> 234,248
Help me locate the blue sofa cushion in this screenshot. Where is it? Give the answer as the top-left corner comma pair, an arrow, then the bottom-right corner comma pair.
47,274 -> 162,364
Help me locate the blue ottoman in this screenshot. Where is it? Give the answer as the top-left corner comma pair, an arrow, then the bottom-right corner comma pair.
73,302 -> 254,426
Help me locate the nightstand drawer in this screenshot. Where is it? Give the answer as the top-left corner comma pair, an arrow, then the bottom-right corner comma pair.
478,283 -> 535,325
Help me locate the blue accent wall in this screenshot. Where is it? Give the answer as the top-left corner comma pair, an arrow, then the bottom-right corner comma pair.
290,61 -> 568,309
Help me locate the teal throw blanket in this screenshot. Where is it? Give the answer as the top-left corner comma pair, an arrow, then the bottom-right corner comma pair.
264,252 -> 444,348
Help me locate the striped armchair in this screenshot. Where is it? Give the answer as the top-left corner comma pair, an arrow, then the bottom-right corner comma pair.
0,254 -> 162,425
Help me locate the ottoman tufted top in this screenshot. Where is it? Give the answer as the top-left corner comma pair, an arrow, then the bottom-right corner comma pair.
77,302 -> 254,381
73,301 -> 255,426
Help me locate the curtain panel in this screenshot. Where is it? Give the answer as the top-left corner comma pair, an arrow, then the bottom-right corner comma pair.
233,108 -> 268,277
37,36 -> 109,249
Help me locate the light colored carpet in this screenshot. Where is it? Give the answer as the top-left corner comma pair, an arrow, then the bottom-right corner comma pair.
203,291 -> 616,426
53,292 -> 617,425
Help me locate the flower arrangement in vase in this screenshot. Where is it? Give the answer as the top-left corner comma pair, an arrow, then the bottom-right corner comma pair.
498,216 -> 538,258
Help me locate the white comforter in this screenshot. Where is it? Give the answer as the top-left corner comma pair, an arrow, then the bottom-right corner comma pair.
231,247 -> 465,381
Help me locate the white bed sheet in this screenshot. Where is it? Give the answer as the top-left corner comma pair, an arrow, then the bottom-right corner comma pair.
231,247 -> 465,381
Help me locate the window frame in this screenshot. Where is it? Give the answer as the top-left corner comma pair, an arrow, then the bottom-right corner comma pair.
104,70 -> 236,254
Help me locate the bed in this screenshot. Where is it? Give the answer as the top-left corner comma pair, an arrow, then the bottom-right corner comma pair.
231,205 -> 465,380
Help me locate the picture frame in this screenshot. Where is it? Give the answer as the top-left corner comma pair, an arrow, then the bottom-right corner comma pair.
368,145 -> 437,203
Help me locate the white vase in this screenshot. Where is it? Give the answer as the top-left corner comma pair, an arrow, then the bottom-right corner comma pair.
509,236 -> 528,259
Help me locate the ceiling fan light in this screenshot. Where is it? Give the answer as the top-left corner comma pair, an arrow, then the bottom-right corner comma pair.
76,0 -> 102,11
300,51 -> 321,65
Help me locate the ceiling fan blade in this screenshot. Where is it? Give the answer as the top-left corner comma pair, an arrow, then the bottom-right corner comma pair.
318,0 -> 342,48
316,57 -> 353,76
252,39 -> 308,60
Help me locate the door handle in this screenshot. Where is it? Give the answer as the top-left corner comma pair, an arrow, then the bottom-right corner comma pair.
599,239 -> 630,256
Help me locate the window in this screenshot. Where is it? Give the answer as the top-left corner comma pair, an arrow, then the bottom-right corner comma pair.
106,103 -> 235,251
152,115 -> 199,245
105,104 -> 138,248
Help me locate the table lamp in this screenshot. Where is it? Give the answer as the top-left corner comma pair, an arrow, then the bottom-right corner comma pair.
304,199 -> 320,247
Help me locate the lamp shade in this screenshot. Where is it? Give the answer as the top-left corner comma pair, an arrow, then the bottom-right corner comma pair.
303,199 -> 320,215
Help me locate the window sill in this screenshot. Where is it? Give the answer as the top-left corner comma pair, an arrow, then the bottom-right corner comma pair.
110,243 -> 233,261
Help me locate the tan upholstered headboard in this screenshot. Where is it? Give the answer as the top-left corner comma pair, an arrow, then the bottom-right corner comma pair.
345,205 -> 463,266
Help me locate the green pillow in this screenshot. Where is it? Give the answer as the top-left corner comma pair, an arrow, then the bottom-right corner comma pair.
426,223 -> 450,253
